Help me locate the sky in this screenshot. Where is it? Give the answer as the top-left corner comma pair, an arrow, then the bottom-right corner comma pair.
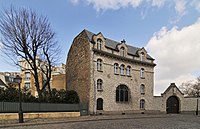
0,0 -> 200,95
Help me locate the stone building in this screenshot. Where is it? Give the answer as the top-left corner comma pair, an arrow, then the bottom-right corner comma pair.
66,29 -> 200,115
66,29 -> 157,114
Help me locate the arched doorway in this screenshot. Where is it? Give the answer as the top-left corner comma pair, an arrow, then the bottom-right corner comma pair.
166,96 -> 179,113
97,98 -> 103,110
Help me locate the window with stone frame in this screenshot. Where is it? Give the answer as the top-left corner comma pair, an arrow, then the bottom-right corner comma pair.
116,85 -> 129,102
97,59 -> 102,71
97,38 -> 102,50
140,68 -> 145,78
140,52 -> 145,61
120,47 -> 125,57
25,72 -> 31,81
97,79 -> 103,91
140,99 -> 145,109
126,66 -> 131,76
114,63 -> 119,74
120,64 -> 125,75
140,84 -> 145,95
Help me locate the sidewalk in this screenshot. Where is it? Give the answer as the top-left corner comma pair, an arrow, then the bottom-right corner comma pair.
0,114 -> 197,128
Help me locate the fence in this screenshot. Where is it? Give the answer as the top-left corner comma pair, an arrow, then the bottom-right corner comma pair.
0,102 -> 88,116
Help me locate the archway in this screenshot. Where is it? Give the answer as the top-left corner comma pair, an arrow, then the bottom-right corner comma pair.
97,98 -> 103,110
166,96 -> 179,113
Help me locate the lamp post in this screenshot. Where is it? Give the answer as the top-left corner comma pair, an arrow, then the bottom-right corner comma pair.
14,75 -> 23,123
196,91 -> 199,116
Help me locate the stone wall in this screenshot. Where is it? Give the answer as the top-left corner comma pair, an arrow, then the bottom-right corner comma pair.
66,30 -> 91,103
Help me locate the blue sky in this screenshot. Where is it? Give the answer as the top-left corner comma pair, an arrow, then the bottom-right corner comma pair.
0,0 -> 200,95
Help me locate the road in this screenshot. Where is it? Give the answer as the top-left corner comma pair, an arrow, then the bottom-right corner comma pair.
1,114 -> 200,129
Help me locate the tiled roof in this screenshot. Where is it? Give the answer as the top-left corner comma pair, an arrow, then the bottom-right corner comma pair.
84,29 -> 154,60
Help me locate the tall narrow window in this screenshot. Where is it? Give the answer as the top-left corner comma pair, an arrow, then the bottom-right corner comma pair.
140,84 -> 145,95
126,66 -> 131,76
25,72 -> 31,81
140,68 -> 145,78
97,59 -> 102,71
120,64 -> 125,75
97,39 -> 102,50
116,85 -> 129,102
97,79 -> 103,91
140,52 -> 145,61
120,47 -> 125,57
114,63 -> 119,74
140,99 -> 145,109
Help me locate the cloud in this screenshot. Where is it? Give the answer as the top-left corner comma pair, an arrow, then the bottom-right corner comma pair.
146,18 -> 200,95
85,0 -> 143,12
0,41 -> 3,48
151,0 -> 166,7
70,0 -> 79,5
70,0 -> 192,13
195,1 -> 200,12
174,0 -> 187,16
70,0 -> 200,23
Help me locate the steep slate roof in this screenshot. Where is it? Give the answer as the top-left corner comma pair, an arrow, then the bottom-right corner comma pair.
84,29 -> 154,60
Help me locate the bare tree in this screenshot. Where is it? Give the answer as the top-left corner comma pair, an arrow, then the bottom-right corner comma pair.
0,7 -> 60,99
179,76 -> 200,97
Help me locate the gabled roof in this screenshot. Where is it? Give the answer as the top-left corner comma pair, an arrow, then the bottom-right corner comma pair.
162,83 -> 184,96
84,29 -> 154,60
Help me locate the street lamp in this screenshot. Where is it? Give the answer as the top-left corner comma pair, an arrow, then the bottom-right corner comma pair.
14,75 -> 23,123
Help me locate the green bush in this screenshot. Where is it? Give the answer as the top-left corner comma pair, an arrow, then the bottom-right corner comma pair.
0,87 -> 80,104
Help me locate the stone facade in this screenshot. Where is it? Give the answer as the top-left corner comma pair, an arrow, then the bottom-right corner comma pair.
66,30 -> 157,114
153,83 -> 200,114
66,30 -> 200,115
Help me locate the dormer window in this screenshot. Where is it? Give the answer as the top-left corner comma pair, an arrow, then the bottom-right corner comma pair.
97,39 -> 102,50
140,52 -> 145,61
120,47 -> 125,57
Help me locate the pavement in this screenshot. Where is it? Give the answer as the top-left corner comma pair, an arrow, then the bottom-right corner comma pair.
0,114 -> 199,129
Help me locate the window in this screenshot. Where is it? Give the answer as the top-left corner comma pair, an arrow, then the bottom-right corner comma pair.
140,99 -> 145,109
140,68 -> 145,78
24,83 -> 31,93
97,98 -> 103,110
140,52 -> 145,61
97,59 -> 102,71
120,64 -> 125,75
97,39 -> 102,50
97,79 -> 103,91
25,72 -> 31,81
140,84 -> 145,95
114,63 -> 119,74
116,85 -> 129,102
126,66 -> 131,76
120,47 -> 125,57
